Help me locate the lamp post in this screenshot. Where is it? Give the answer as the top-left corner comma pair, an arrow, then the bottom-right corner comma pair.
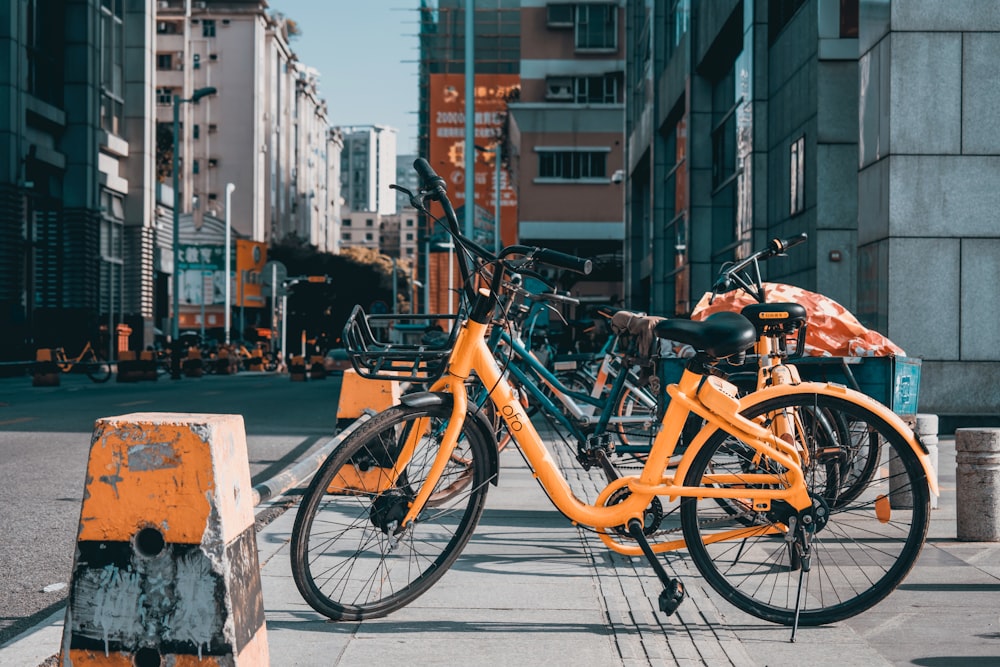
171,86 -> 217,343
224,182 -> 235,345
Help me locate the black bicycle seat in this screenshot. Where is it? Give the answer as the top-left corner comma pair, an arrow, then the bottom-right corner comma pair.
740,302 -> 807,336
654,312 -> 756,359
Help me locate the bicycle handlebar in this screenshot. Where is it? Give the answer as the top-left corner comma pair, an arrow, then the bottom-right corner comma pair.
405,158 -> 593,308
711,233 -> 808,304
766,233 -> 807,258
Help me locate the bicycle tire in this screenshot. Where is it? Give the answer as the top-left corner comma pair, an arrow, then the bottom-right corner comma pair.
680,392 -> 929,626
612,383 -> 658,449
291,403 -> 494,620
87,353 -> 111,383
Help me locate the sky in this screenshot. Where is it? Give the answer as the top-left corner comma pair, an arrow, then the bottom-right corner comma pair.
267,1 -> 421,155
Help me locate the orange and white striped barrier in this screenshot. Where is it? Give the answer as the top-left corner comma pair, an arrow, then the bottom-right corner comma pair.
59,413 -> 268,665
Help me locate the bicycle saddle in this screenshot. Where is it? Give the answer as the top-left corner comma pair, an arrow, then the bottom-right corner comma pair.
654,311 -> 756,359
740,302 -> 807,336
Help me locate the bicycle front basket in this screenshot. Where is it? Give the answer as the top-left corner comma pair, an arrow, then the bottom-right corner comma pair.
342,305 -> 459,382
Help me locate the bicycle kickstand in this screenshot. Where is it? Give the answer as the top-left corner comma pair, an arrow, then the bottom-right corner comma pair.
626,519 -> 686,615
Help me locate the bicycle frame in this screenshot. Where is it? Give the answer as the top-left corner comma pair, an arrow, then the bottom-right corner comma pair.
396,316 -> 817,546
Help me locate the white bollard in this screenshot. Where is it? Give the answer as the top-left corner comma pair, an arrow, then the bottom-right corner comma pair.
955,428 -> 1000,542
915,413 -> 939,510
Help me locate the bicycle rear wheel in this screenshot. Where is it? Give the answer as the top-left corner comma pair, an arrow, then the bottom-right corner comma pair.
86,353 -> 111,383
680,393 -> 930,626
291,403 -> 494,620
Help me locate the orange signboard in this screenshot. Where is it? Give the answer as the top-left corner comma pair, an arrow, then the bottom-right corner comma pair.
236,240 -> 266,308
428,73 -> 519,247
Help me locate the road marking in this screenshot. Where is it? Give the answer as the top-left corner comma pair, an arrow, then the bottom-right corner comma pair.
0,417 -> 35,426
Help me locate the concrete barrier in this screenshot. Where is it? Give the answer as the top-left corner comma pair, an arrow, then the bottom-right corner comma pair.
915,413 -> 940,510
59,413 -> 268,664
182,347 -> 203,378
32,349 -> 60,387
309,355 -> 326,380
289,355 -> 307,382
955,428 -> 1000,542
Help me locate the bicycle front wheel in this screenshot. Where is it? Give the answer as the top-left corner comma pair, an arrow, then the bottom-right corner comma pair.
87,353 -> 111,383
680,393 -> 930,626
291,403 -> 494,620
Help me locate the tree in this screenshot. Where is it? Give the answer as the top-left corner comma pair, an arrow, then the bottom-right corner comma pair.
268,238 -> 414,348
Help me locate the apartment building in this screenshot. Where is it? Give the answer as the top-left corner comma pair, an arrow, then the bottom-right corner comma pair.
340,125 -> 398,217
0,0 -> 340,357
508,0 -> 626,303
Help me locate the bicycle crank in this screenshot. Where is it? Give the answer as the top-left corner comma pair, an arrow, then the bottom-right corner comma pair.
606,488 -> 664,538
626,518 -> 686,616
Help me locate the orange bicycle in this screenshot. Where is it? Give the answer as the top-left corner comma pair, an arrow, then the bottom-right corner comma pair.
290,159 -> 935,636
53,342 -> 111,383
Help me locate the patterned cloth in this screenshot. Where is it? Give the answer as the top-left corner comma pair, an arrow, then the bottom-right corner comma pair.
691,283 -> 905,357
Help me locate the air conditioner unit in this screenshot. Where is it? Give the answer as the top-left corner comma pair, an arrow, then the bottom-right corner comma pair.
546,80 -> 574,101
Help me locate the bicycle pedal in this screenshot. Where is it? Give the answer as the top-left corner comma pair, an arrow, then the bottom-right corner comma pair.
658,579 -> 685,615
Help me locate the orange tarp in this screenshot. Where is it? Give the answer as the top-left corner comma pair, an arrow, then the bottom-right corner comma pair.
691,282 -> 904,357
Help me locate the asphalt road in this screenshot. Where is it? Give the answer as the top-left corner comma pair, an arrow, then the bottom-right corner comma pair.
0,369 -> 343,645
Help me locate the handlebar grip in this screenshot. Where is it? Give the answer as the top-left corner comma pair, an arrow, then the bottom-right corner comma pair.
768,233 -> 808,255
534,248 -> 593,275
413,158 -> 446,192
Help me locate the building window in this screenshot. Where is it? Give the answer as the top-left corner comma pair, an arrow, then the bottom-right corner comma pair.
342,232 -> 352,241
192,160 -> 200,175
790,136 -> 805,216
202,19 -> 216,38
365,233 -> 373,241
547,4 -> 574,27
711,67 -> 739,190
156,87 -> 174,106
157,20 -> 179,35
406,219 -> 414,227
576,73 -> 622,104
665,0 -> 690,60
100,0 -> 125,134
576,4 -> 617,50
537,149 -> 608,180
405,233 -> 414,241
156,53 -> 173,70
26,0 -> 66,106
366,219 -> 374,227
193,124 -> 200,139
208,192 -> 218,200
208,124 -> 218,134
343,218 -> 352,226
208,158 -> 219,168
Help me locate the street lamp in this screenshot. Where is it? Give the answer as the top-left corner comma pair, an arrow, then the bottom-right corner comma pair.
171,86 -> 217,343
224,182 -> 236,345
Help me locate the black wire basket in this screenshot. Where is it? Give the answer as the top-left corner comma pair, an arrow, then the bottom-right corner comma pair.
342,305 -> 460,382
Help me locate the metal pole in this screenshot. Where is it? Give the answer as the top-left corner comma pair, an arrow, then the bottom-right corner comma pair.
224,182 -> 235,344
199,270 -> 205,339
392,257 -> 397,314
464,0 -> 475,239
494,145 -> 501,253
171,95 -> 181,342
280,294 -> 288,367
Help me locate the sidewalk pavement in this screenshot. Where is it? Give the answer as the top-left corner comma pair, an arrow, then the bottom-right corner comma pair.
3,435 -> 999,666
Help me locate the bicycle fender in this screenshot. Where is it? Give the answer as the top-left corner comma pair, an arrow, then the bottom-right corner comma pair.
400,391 -> 500,485
737,382 -> 939,496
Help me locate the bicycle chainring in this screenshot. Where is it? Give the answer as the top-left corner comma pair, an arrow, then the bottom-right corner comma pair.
606,487 -> 664,538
